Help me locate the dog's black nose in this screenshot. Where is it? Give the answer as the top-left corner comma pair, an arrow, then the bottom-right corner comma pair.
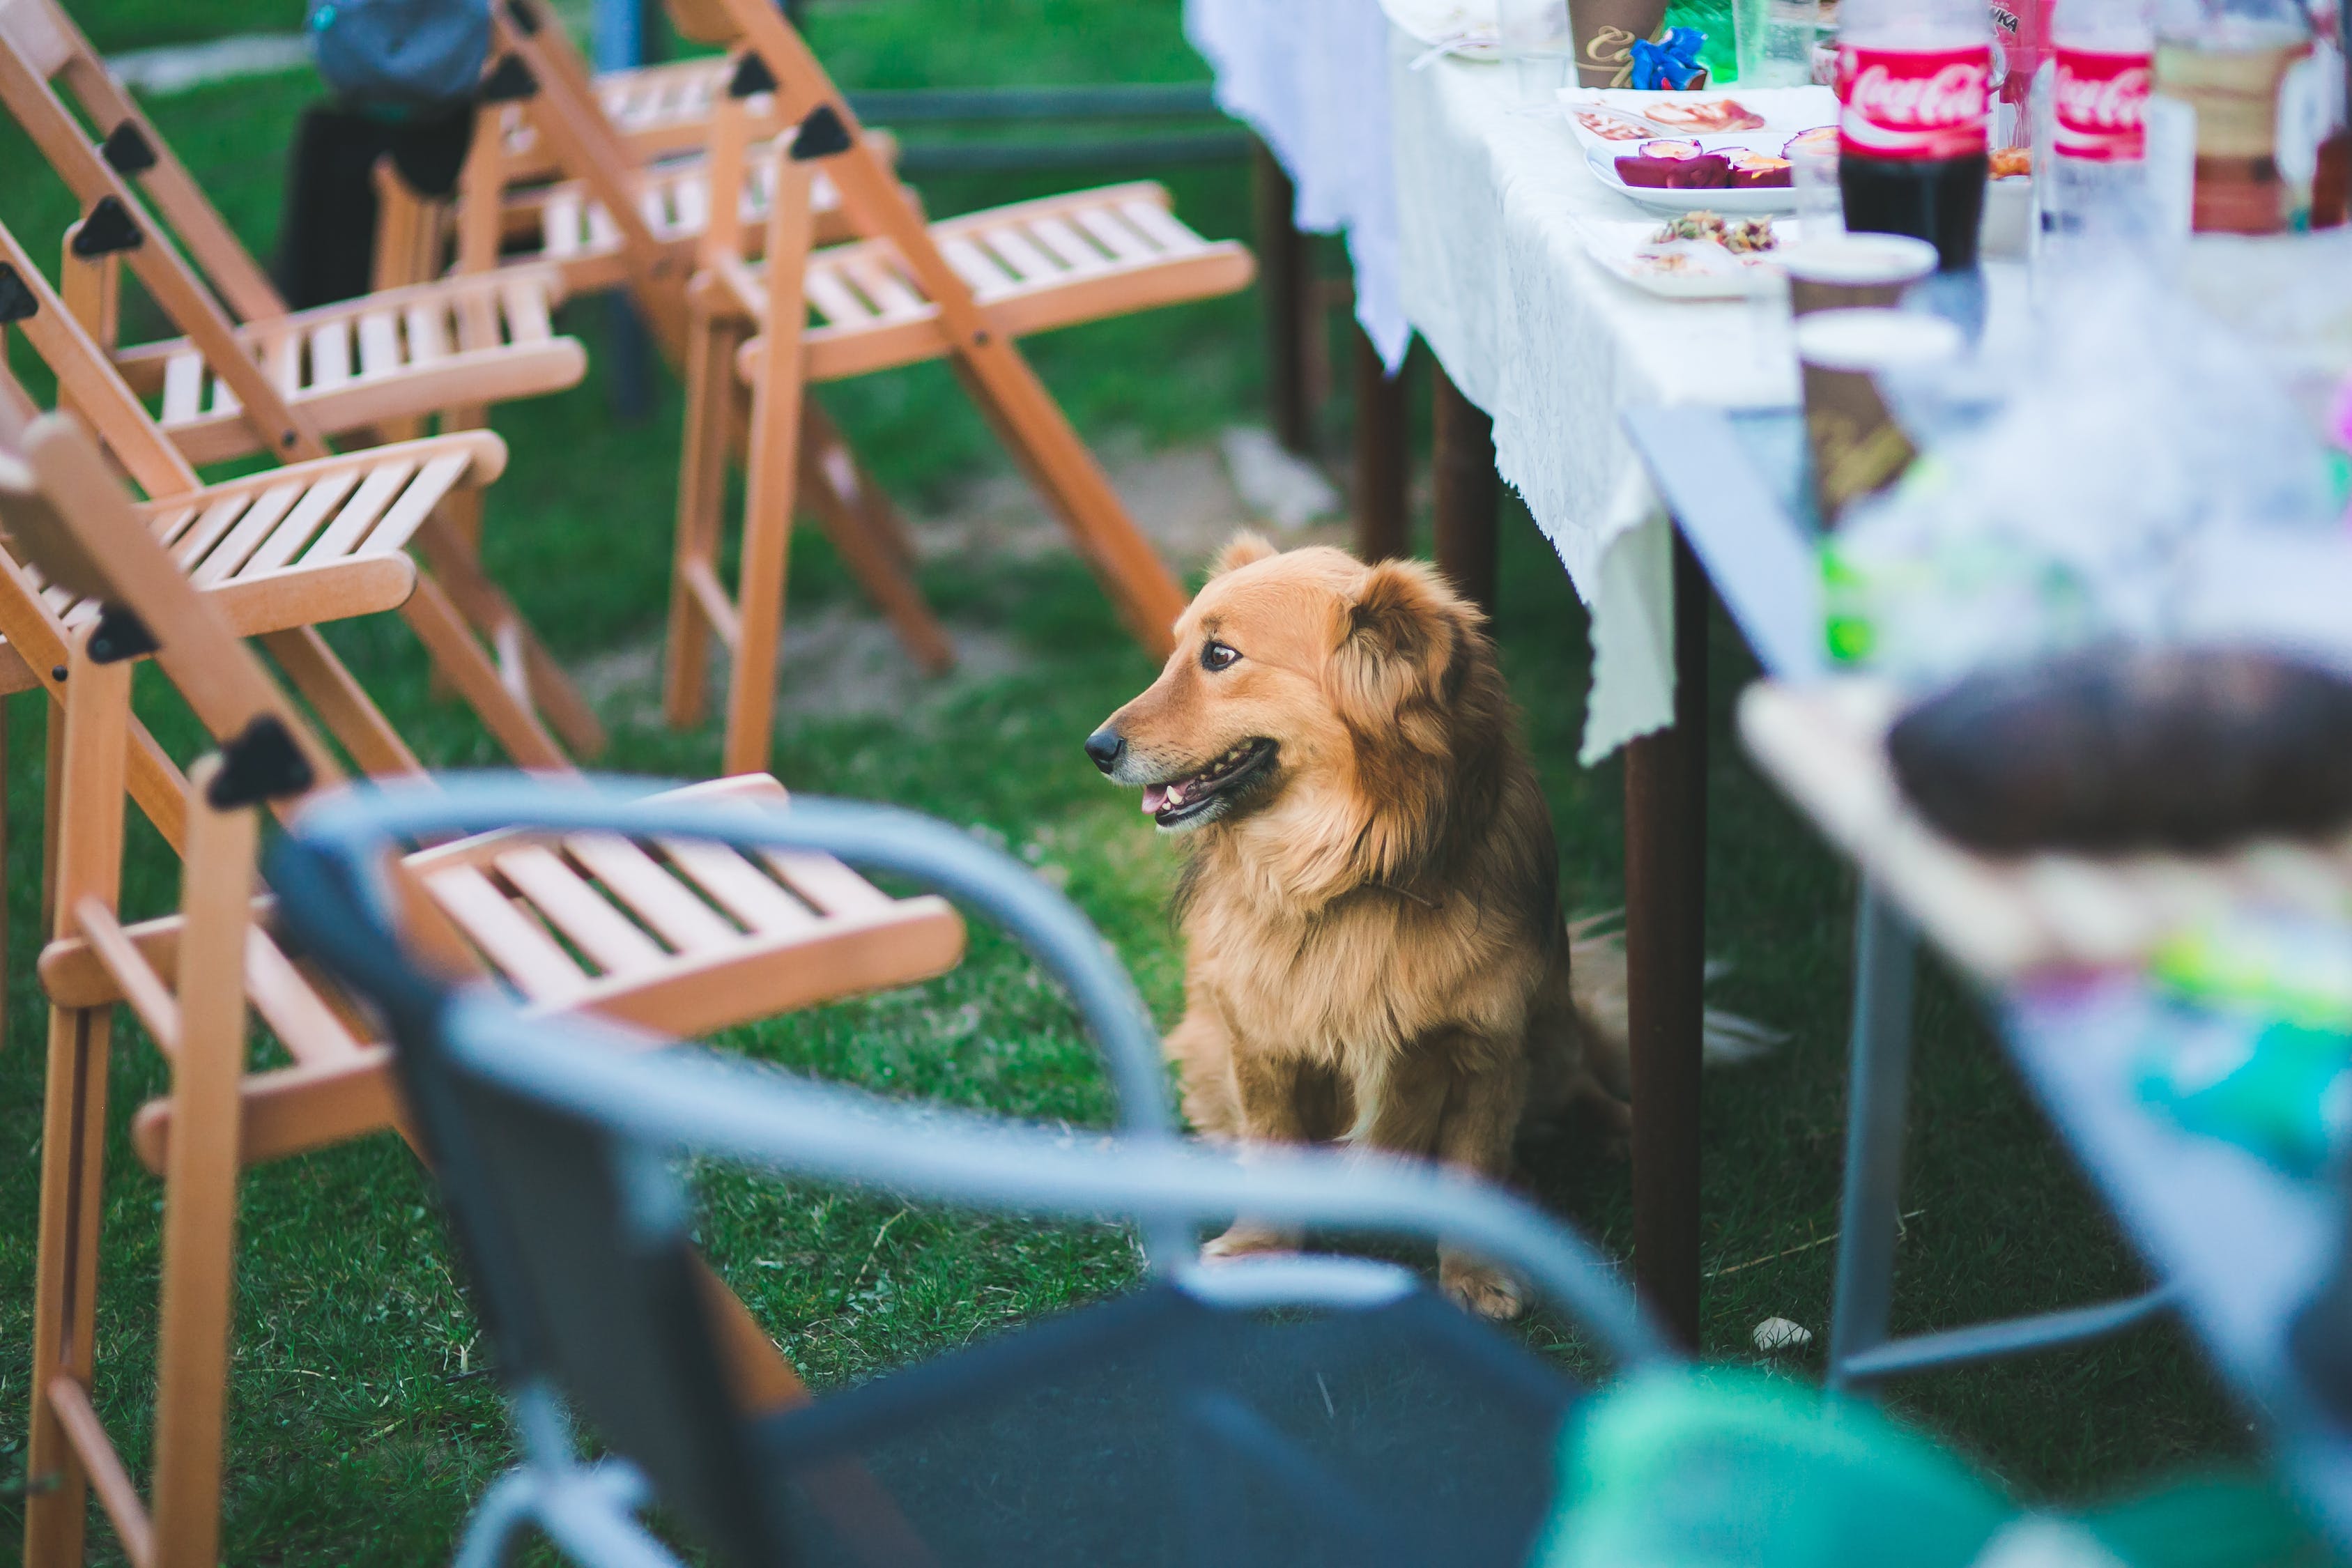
1084,728 -> 1126,773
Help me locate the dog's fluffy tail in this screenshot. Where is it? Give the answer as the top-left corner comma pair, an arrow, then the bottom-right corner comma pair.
1567,913 -> 1785,1086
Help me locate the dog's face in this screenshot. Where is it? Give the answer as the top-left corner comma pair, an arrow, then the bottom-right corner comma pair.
1086,536 -> 1470,835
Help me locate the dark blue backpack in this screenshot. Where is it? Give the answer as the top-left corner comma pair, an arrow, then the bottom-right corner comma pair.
307,0 -> 492,112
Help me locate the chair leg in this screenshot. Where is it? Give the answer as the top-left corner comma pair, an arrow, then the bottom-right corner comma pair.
725,333 -> 805,778
25,645 -> 134,1568
798,417 -> 954,677
953,356 -> 1186,655
667,302 -> 745,733
395,569 -> 572,771
720,156 -> 817,778
148,772 -> 259,1568
23,1004 -> 115,1568
406,510 -> 607,762
1826,882 -> 1921,1393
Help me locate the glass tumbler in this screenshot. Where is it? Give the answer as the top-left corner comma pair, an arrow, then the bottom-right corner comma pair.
1500,0 -> 1574,100
1738,0 -> 1822,83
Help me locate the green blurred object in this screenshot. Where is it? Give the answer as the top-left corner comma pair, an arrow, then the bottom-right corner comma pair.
1535,1369 -> 2335,1568
1667,0 -> 1739,81
2139,1011 -> 2352,1176
2154,914 -> 2352,1034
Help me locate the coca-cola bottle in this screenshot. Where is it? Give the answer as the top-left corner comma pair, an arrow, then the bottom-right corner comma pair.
2036,0 -> 2158,251
1838,0 -> 1997,268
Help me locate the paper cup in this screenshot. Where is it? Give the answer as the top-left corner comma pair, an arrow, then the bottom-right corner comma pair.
1782,232 -> 1942,316
1796,307 -> 1963,523
1569,0 -> 1673,87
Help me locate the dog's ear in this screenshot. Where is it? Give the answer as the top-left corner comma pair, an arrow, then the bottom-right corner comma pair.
1332,559 -> 1465,726
1209,531 -> 1277,578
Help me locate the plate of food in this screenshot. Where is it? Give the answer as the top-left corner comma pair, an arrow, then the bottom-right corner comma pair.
1579,211 -> 1801,298
1377,0 -> 1501,61
1560,86 -> 1838,211
1586,130 -> 1831,213
1558,86 -> 1838,143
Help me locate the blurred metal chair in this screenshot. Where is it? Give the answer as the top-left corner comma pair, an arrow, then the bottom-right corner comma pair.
274,777 -> 1670,1568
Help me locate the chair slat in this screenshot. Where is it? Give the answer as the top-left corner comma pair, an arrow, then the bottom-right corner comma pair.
160,352 -> 204,425
500,279 -> 554,344
194,469 -> 360,585
1119,199 -> 1204,256
495,846 -> 667,977
405,302 -> 452,364
351,450 -> 475,557
308,318 -> 353,390
544,190 -> 585,258
1027,216 -> 1115,276
760,850 -> 893,918
939,237 -> 1019,300
803,268 -> 876,327
841,257 -> 926,321
289,459 -> 420,567
562,833 -> 739,952
660,840 -> 820,935
147,505 -> 204,550
1074,206 -> 1154,264
178,482 -> 299,572
674,172 -> 709,234
425,865 -> 591,1004
160,495 -> 244,560
979,226 -> 1060,286
355,311 -> 403,379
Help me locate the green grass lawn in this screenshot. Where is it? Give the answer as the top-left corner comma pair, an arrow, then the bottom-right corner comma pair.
0,1 -> 2256,1562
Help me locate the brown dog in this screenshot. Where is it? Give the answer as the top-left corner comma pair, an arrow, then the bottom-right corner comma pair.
1086,536 -> 1634,1318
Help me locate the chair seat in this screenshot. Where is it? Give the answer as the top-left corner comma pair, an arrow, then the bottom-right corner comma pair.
46,773 -> 964,1171
512,145 -> 856,292
490,57 -> 760,184
112,271 -> 587,466
735,181 -> 1256,385
0,436 -> 493,694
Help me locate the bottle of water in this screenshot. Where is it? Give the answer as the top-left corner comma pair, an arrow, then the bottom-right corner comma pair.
2034,0 -> 2158,256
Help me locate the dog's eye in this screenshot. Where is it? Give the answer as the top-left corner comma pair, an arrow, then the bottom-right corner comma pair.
1201,640 -> 1240,672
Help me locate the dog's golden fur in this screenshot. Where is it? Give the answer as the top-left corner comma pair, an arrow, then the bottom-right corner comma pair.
1090,536 -> 1631,1317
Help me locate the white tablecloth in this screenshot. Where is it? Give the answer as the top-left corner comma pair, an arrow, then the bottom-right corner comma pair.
1184,0 -> 1412,369
1391,39 -> 1804,762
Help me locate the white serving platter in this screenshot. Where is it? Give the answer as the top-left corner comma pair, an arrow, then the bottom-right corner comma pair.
1578,215 -> 1805,298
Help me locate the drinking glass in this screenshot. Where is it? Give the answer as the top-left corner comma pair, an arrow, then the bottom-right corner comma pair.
1790,135 -> 1845,231
1737,0 -> 1822,84
1500,0 -> 1574,100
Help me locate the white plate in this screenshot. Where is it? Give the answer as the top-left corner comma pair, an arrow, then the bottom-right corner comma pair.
1579,215 -> 1804,298
1557,86 -> 1840,147
1585,141 -> 1805,214
1377,0 -> 1501,61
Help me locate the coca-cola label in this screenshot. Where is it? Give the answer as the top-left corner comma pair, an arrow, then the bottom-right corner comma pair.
1838,43 -> 1993,161
2052,45 -> 2151,161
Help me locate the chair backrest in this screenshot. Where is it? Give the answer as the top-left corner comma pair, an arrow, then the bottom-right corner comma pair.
0,0 -> 335,459
270,779 -> 1673,1568
0,0 -> 285,322
0,215 -> 203,497
0,411 -> 349,794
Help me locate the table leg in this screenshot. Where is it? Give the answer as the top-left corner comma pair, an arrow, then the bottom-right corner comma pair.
1251,139 -> 1314,456
1431,361 -> 1498,615
1352,327 -> 1408,563
1826,883 -> 1919,1391
1622,532 -> 1709,1349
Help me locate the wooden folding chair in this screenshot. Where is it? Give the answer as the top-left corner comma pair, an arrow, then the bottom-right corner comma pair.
3,410 -> 967,1568
403,1 -> 954,681
0,211 -> 601,770
0,0 -> 608,760
668,2 -> 1254,772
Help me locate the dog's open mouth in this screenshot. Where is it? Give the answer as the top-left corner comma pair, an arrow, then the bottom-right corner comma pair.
1141,739 -> 1277,827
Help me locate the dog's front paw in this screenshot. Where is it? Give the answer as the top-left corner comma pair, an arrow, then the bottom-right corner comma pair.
1200,1222 -> 1301,1262
1440,1252 -> 1526,1321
